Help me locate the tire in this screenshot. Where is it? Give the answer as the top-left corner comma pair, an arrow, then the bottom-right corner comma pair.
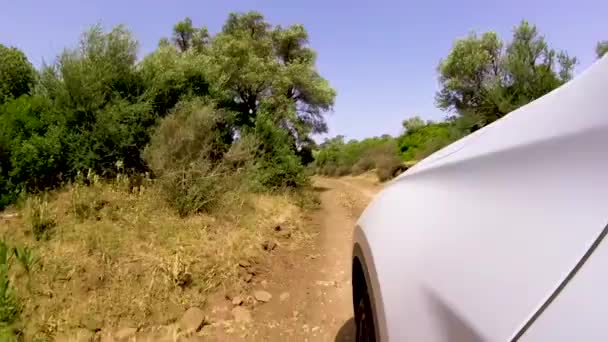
355,286 -> 376,342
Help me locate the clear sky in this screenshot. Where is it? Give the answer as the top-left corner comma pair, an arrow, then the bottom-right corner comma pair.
0,0 -> 604,140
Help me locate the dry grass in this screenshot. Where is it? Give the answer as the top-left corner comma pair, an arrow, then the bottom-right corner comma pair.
0,180 -> 313,341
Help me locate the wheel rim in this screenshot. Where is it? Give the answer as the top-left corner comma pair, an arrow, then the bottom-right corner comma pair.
356,293 -> 375,342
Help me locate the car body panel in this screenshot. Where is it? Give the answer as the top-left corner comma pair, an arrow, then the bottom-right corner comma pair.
520,225 -> 608,341
354,56 -> 608,341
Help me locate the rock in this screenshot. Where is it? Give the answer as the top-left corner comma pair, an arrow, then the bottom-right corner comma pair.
253,290 -> 272,303
247,265 -> 261,275
244,273 -> 253,283
274,224 -> 282,231
81,317 -> 103,332
238,260 -> 251,268
315,280 -> 338,287
114,327 -> 137,341
231,306 -> 252,322
278,231 -> 292,239
261,280 -> 268,288
279,292 -> 290,301
262,240 -> 277,251
178,307 -> 206,334
232,296 -> 243,306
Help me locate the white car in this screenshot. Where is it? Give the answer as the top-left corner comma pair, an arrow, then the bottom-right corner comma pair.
352,56 -> 608,341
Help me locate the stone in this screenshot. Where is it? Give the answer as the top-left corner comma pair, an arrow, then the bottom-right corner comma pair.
279,292 -> 290,301
278,231 -> 292,239
253,290 -> 272,303
274,224 -> 282,231
81,317 -> 103,332
244,273 -> 253,283
262,240 -> 277,251
114,327 -> 137,341
178,307 -> 206,334
260,280 -> 268,288
232,296 -> 243,306
238,260 -> 251,268
231,306 -> 252,323
315,280 -> 338,287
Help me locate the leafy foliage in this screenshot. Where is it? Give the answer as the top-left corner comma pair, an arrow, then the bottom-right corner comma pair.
0,44 -> 36,104
437,21 -> 577,131
397,117 -> 463,161
0,12 -> 336,209
0,240 -> 20,325
314,135 -> 406,180
597,41 -> 608,59
13,246 -> 34,273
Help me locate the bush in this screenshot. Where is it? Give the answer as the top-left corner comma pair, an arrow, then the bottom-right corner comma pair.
398,121 -> 462,162
144,101 -> 234,215
24,195 -> 55,241
243,114 -> 309,190
351,157 -> 375,175
158,164 -> 227,216
334,165 -> 351,177
314,135 -> 398,178
144,101 -> 232,174
372,142 -> 407,182
376,155 -> 407,182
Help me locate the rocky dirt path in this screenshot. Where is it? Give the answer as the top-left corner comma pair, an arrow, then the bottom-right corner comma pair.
200,176 -> 380,341
93,176 -> 380,341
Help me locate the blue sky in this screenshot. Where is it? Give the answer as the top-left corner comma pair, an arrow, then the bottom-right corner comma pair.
0,0 -> 604,140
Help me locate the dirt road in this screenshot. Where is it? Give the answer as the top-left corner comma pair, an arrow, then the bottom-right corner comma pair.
203,176 -> 380,341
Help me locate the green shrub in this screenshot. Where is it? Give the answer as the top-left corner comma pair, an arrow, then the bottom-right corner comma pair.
24,196 -> 55,241
243,114 -> 309,190
0,241 -> 19,325
13,247 -> 34,274
398,120 -> 463,162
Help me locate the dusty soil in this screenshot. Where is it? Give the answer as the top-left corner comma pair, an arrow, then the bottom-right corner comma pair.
200,176 -> 380,341
0,175 -> 380,341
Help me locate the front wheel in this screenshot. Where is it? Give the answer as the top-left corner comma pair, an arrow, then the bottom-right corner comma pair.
355,287 -> 376,342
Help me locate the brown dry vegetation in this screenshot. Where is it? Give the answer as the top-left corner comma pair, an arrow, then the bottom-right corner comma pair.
0,178 -> 316,341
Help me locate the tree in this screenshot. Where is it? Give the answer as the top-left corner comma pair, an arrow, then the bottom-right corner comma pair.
437,21 -> 577,130
38,24 -> 154,175
0,44 -> 36,103
597,41 -> 608,59
140,45 -> 210,115
402,116 -> 425,133
171,17 -> 209,52
207,12 -> 336,145
503,21 -> 576,107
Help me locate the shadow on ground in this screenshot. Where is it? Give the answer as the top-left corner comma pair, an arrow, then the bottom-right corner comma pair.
335,317 -> 356,342
313,185 -> 331,193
